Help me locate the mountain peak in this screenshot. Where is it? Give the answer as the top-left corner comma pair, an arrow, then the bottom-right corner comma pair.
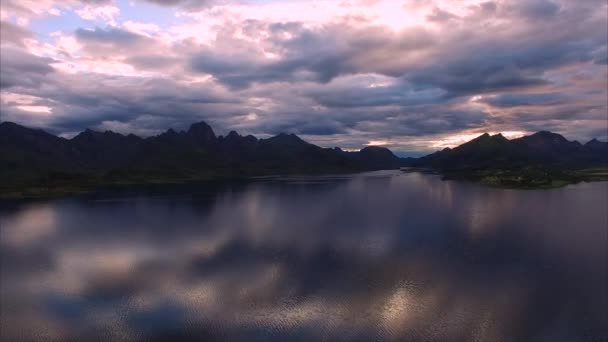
74,128 -> 104,141
585,138 -> 606,146
269,132 -> 305,143
187,121 -> 216,144
226,130 -> 240,139
585,138 -> 607,150
0,121 -> 24,131
531,130 -> 566,139
519,131 -> 569,145
76,128 -> 124,139
490,133 -> 509,141
469,133 -> 491,142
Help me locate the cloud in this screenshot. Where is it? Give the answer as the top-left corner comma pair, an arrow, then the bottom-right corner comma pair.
513,0 -> 560,19
304,75 -> 447,108
189,20 -> 436,88
426,6 -> 459,22
75,27 -> 148,49
0,20 -> 33,47
75,5 -> 120,26
480,93 -> 567,107
140,0 -> 216,11
1,0 -> 606,153
0,47 -> 55,89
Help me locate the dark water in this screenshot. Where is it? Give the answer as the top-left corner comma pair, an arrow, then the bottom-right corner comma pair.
1,171 -> 606,341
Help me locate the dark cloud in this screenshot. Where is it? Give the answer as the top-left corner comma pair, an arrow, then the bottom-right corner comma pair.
75,27 -> 150,52
305,78 -> 448,108
426,7 -> 459,22
405,36 -> 599,96
481,93 -> 566,107
74,27 -> 166,64
0,47 -> 55,89
190,21 -> 436,88
514,0 -> 560,19
124,55 -> 180,70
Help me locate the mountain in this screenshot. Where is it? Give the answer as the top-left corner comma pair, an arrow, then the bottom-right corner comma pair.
355,146 -> 402,170
0,121 -> 401,195
415,133 -> 514,170
71,129 -> 143,169
415,131 -> 607,171
1,121 -> 606,196
412,131 -> 608,188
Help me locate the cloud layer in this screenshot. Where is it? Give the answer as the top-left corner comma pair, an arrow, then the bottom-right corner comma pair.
1,0 -> 606,155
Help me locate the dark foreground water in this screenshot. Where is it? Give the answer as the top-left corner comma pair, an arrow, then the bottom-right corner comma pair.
1,171 -> 606,342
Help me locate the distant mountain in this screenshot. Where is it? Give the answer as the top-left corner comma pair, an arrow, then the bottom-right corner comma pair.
412,131 -> 608,188
1,121 -> 606,196
0,121 -> 401,195
414,131 -> 607,171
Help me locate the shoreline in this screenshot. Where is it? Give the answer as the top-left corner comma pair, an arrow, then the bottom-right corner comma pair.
3,168 -> 608,200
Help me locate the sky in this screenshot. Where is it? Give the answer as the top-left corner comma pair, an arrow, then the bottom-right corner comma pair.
0,0 -> 606,155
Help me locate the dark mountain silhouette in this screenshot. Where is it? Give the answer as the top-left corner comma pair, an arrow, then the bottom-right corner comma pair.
414,131 -> 607,170
412,131 -> 607,188
0,121 -> 400,196
1,121 -> 606,196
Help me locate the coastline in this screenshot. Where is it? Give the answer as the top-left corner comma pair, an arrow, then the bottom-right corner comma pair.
3,167 -> 608,200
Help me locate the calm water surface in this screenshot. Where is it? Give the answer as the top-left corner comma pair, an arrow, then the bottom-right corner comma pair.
1,171 -> 606,341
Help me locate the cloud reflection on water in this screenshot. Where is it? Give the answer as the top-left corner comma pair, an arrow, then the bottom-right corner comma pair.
1,171 -> 606,341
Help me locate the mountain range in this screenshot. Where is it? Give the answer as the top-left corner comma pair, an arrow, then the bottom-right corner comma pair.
410,131 -> 607,187
1,121 -> 606,197
413,131 -> 607,169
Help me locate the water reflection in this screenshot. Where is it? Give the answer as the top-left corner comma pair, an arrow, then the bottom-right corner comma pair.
1,171 -> 606,341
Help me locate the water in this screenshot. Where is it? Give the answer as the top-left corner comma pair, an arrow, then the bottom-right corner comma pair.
1,171 -> 606,341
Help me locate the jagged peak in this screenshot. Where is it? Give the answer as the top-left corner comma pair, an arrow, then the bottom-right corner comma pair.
79,128 -> 124,137
533,130 -> 554,135
188,121 -> 213,131
585,138 -> 607,147
0,121 -> 25,130
530,130 -> 566,138
226,130 -> 240,138
585,138 -> 607,144
269,132 -> 305,142
520,131 -> 569,144
73,128 -> 100,139
0,121 -> 49,135
469,133 -> 491,142
490,133 -> 509,141
187,121 -> 216,143
0,121 -> 18,127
